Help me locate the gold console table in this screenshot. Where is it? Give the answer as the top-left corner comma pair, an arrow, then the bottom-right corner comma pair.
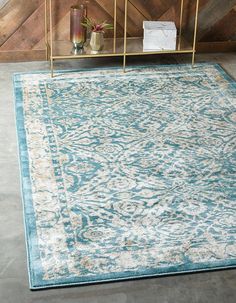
45,0 -> 200,77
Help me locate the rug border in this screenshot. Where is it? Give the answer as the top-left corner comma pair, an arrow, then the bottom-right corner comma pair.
11,61 -> 235,78
13,63 -> 236,290
13,74 -> 46,289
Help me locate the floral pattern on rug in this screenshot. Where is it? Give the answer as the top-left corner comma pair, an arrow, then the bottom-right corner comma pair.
14,64 -> 236,289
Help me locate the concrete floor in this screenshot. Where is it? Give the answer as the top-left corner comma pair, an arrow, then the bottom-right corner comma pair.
0,53 -> 236,303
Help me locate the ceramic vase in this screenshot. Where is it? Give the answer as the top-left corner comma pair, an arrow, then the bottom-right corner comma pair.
90,32 -> 104,52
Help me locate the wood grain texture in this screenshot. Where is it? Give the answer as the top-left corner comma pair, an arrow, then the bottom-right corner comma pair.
188,0 -> 236,40
0,0 -> 236,60
200,5 -> 236,42
0,0 -> 43,46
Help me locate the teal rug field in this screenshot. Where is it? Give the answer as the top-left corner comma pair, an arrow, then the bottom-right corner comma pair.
14,64 -> 236,289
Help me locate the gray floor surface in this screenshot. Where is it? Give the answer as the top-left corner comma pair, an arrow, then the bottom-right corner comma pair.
0,53 -> 236,303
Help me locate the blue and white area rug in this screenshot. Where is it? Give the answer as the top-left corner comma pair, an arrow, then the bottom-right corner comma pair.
14,64 -> 236,289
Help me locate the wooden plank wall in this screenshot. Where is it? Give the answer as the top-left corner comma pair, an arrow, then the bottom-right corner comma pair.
0,0 -> 236,61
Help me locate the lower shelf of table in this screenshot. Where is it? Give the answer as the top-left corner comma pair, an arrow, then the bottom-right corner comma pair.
49,37 -> 194,60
